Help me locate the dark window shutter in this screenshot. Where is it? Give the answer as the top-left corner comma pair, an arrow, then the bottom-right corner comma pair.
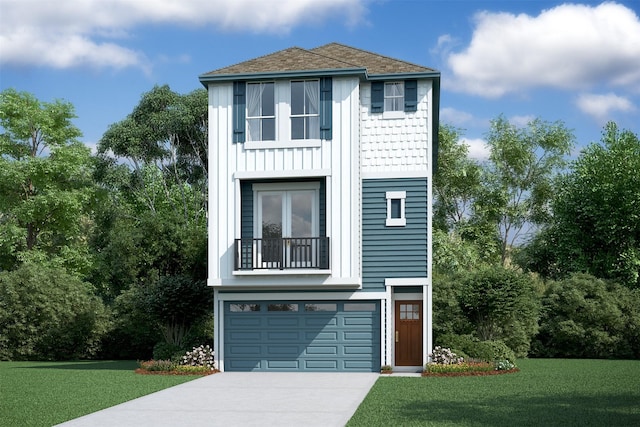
320,77 -> 332,140
404,80 -> 417,112
233,81 -> 246,143
371,81 -> 383,113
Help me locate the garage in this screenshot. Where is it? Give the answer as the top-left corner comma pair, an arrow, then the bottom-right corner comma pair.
223,300 -> 381,372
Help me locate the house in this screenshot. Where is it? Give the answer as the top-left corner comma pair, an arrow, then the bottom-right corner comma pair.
199,43 -> 440,372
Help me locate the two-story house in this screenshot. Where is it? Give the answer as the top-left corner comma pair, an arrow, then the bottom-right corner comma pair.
199,43 -> 440,372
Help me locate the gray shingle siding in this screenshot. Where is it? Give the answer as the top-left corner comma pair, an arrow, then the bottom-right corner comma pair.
362,178 -> 428,291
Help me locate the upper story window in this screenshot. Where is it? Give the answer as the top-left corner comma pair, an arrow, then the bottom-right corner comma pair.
291,80 -> 320,140
232,78 -> 332,144
247,82 -> 275,141
371,80 -> 418,115
384,82 -> 404,112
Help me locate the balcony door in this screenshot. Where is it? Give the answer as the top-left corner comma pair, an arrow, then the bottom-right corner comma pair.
255,185 -> 318,268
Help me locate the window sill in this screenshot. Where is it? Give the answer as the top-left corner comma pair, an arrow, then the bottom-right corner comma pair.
386,218 -> 406,227
233,269 -> 332,276
244,140 -> 322,150
382,111 -> 405,120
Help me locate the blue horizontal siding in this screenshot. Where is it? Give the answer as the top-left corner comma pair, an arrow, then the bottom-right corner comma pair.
362,178 -> 428,291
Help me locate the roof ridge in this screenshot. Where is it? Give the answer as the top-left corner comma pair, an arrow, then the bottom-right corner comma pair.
201,46 -> 309,76
311,42 -> 434,73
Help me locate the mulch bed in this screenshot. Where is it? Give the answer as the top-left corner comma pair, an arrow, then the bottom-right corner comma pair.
135,368 -> 219,376
421,368 -> 520,377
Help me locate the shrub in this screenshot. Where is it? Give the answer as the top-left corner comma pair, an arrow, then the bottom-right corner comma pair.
0,263 -> 109,360
181,345 -> 215,370
153,342 -> 184,361
495,359 -> 516,371
438,334 -> 516,363
138,359 -> 176,372
429,346 -> 464,365
458,266 -> 540,357
533,274 -> 640,358
425,361 -> 494,374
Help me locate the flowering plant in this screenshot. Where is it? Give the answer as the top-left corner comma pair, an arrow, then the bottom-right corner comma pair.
181,345 -> 216,370
494,359 -> 516,371
428,346 -> 464,365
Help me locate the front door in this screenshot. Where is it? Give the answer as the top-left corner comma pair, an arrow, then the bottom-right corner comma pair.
395,301 -> 423,366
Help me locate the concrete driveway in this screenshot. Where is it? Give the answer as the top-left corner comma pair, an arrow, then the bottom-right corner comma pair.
56,372 -> 379,427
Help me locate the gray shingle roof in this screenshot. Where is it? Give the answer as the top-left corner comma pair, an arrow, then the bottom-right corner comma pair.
200,43 -> 437,80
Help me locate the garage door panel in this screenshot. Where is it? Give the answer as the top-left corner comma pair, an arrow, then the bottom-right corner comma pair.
304,316 -> 338,327
266,345 -> 301,356
343,331 -> 376,340
224,300 -> 380,372
304,360 -> 338,370
228,331 -> 262,341
305,346 -> 338,355
267,331 -> 300,341
307,331 -> 338,341
267,317 -> 301,327
228,317 -> 263,327
227,345 -> 262,356
266,360 -> 299,369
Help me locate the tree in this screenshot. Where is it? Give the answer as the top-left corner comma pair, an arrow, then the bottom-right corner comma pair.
458,266 -> 541,357
432,125 -> 500,273
434,124 -> 483,232
548,123 -> 640,288
91,86 -> 210,355
479,115 -> 574,265
0,89 -> 94,274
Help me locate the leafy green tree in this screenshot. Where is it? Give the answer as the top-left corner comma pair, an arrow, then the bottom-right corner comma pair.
548,123 -> 640,288
0,89 -> 94,274
534,274 -> 640,358
0,263 -> 109,360
91,86 -> 210,355
479,115 -> 574,264
434,125 -> 483,232
458,266 -> 541,357
433,124 -> 500,274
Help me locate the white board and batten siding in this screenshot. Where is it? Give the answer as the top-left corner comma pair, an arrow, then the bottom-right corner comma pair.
360,80 -> 432,179
207,77 -> 361,286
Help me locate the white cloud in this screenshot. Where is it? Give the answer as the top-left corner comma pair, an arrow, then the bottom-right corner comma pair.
461,137 -> 490,161
509,115 -> 536,128
0,0 -> 367,70
440,107 -> 476,127
447,2 -> 640,97
575,92 -> 636,122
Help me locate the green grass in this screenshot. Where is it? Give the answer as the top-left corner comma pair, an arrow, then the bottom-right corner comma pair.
0,360 -> 200,427
348,359 -> 640,427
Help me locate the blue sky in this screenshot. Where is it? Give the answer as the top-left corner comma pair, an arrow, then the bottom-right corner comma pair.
1,0 -> 639,160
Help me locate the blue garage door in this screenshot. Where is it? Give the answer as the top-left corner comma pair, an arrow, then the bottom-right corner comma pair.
224,301 -> 380,372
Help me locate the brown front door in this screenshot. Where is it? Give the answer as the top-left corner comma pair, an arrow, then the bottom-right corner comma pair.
395,301 -> 423,366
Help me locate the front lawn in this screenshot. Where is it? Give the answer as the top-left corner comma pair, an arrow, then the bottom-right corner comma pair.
0,360 -> 200,427
348,359 -> 640,426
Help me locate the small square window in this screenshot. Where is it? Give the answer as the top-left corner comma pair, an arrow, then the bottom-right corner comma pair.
386,191 -> 406,227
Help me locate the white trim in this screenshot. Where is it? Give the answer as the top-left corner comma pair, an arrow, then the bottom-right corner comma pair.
382,111 -> 404,120
218,291 -> 386,301
212,276 -> 362,287
386,190 -> 406,227
362,170 -> 428,179
385,277 -> 429,287
234,169 -> 330,179
244,140 -> 322,150
233,269 -> 331,276
252,182 -> 320,191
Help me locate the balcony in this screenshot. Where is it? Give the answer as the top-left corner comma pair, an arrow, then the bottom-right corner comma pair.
234,237 -> 330,271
